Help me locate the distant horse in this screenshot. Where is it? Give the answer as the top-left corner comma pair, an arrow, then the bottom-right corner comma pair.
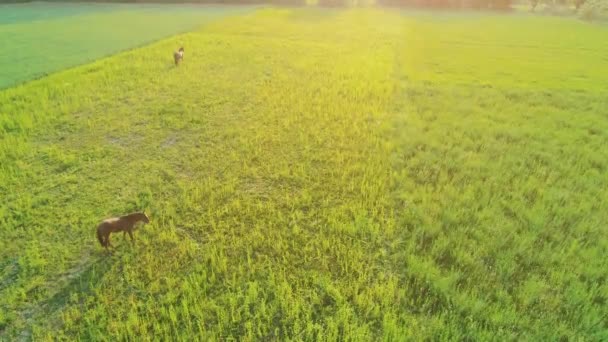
174,47 -> 184,66
96,212 -> 150,251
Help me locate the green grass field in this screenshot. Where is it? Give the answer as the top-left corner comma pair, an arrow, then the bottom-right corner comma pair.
1,6 -> 608,341
0,3 -> 255,89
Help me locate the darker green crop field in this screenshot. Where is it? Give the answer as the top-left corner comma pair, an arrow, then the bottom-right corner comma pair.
1,6 -> 607,341
0,3 -> 255,89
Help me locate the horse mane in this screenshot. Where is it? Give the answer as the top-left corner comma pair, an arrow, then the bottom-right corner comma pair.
122,212 -> 146,220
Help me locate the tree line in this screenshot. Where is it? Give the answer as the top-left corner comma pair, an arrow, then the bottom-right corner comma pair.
2,0 -> 607,19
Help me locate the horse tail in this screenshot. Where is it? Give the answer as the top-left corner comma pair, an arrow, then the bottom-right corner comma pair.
96,225 -> 105,247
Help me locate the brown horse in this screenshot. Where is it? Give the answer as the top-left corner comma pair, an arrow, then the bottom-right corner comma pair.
173,47 -> 184,66
96,212 -> 150,251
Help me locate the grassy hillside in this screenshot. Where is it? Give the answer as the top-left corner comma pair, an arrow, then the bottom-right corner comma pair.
0,3 -> 255,89
1,8 -> 607,340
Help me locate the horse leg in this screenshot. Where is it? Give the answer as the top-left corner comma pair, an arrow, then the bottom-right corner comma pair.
128,230 -> 135,243
102,235 -> 110,253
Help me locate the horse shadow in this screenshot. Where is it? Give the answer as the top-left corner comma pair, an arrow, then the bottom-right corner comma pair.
14,250 -> 117,338
41,251 -> 116,316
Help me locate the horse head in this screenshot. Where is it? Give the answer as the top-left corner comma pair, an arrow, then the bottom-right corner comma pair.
131,212 -> 150,224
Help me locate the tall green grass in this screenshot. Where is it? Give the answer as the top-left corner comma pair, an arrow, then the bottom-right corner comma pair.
0,7 -> 607,340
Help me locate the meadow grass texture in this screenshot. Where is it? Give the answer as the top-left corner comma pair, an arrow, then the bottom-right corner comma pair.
1,7 -> 608,340
0,3 -> 255,89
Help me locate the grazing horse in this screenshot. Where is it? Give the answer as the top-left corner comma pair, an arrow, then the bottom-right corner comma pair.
96,212 -> 150,251
173,47 -> 184,66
